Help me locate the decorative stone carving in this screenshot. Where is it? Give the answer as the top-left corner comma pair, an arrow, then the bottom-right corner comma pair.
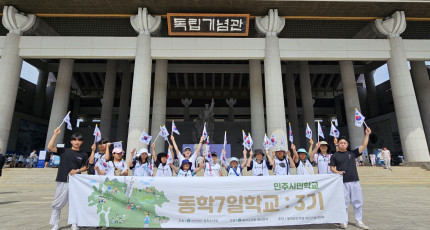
193,99 -> 215,143
181,98 -> 192,121
2,6 -> 36,35
375,11 -> 406,38
130,7 -> 161,35
226,98 -> 236,122
255,9 -> 285,36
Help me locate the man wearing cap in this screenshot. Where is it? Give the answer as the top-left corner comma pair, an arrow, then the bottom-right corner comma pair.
170,135 -> 204,170
246,149 -> 273,176
271,144 -> 297,176
128,148 -> 152,176
311,140 -> 334,174
329,127 -> 372,230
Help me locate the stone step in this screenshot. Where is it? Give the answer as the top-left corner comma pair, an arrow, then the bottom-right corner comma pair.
1,166 -> 429,185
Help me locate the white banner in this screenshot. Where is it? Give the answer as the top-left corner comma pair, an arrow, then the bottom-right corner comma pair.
69,174 -> 346,228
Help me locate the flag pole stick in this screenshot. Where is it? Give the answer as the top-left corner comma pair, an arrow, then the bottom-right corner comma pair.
58,111 -> 71,127
363,121 -> 369,129
153,131 -> 161,142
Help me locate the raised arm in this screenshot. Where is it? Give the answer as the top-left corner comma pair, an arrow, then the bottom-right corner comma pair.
151,143 -> 157,162
104,142 -> 112,162
169,162 -> 179,174
287,149 -> 295,168
194,136 -> 205,156
170,135 -> 180,157
240,148 -> 247,168
89,143 -> 96,164
266,150 -> 274,166
334,137 -> 339,152
310,142 -> 320,162
194,157 -> 205,174
292,144 -> 299,163
358,128 -> 371,154
47,127 -> 61,153
308,138 -> 314,157
128,148 -> 136,168
246,149 -> 253,167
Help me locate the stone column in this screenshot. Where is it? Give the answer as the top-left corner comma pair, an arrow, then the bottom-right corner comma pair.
410,61 -> 430,150
249,60 -> 265,150
150,59 -> 168,154
339,60 -> 365,149
299,61 -> 316,146
285,64 -> 300,147
364,70 -> 380,117
127,8 -> 161,161
117,62 -> 132,147
0,6 -> 36,151
32,70 -> 49,117
45,59 -> 75,147
256,9 -> 287,146
376,11 -> 430,162
100,60 -> 117,139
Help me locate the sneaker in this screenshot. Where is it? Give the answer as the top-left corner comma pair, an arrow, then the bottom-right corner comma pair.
71,224 -> 79,230
51,225 -> 59,230
339,222 -> 348,229
357,221 -> 369,229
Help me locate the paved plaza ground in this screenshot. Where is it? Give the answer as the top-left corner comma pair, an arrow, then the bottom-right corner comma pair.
0,166 -> 429,230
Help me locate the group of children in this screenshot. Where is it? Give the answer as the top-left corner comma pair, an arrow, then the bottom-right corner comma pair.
48,125 -> 372,230
86,134 -> 342,178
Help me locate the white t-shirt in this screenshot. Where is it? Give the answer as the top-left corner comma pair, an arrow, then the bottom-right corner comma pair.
156,164 -> 172,177
177,169 -> 195,177
315,153 -> 333,174
296,160 -> 314,175
273,158 -> 290,175
105,160 -> 128,176
204,162 -> 221,177
251,160 -> 270,176
132,161 -> 152,177
177,152 -> 197,170
227,166 -> 242,176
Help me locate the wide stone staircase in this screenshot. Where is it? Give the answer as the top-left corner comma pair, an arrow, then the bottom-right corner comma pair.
0,166 -> 429,185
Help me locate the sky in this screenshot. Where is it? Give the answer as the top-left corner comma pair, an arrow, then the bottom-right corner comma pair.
17,60 -> 428,86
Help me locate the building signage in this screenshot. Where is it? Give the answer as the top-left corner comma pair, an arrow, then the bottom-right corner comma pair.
167,13 -> 249,36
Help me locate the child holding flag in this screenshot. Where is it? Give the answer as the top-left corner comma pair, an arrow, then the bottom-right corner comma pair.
170,158 -> 205,177
293,145 -> 315,175
170,135 -> 204,170
272,144 -> 297,176
88,137 -> 109,175
246,149 -> 273,176
221,148 -> 247,176
151,143 -> 174,177
310,140 -> 334,174
203,151 -> 223,177
100,147 -> 128,176
128,148 -> 152,177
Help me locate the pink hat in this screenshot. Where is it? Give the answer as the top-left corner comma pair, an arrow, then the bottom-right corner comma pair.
112,148 -> 124,154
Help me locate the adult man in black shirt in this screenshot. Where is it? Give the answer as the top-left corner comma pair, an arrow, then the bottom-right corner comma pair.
47,127 -> 88,230
329,127 -> 371,230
